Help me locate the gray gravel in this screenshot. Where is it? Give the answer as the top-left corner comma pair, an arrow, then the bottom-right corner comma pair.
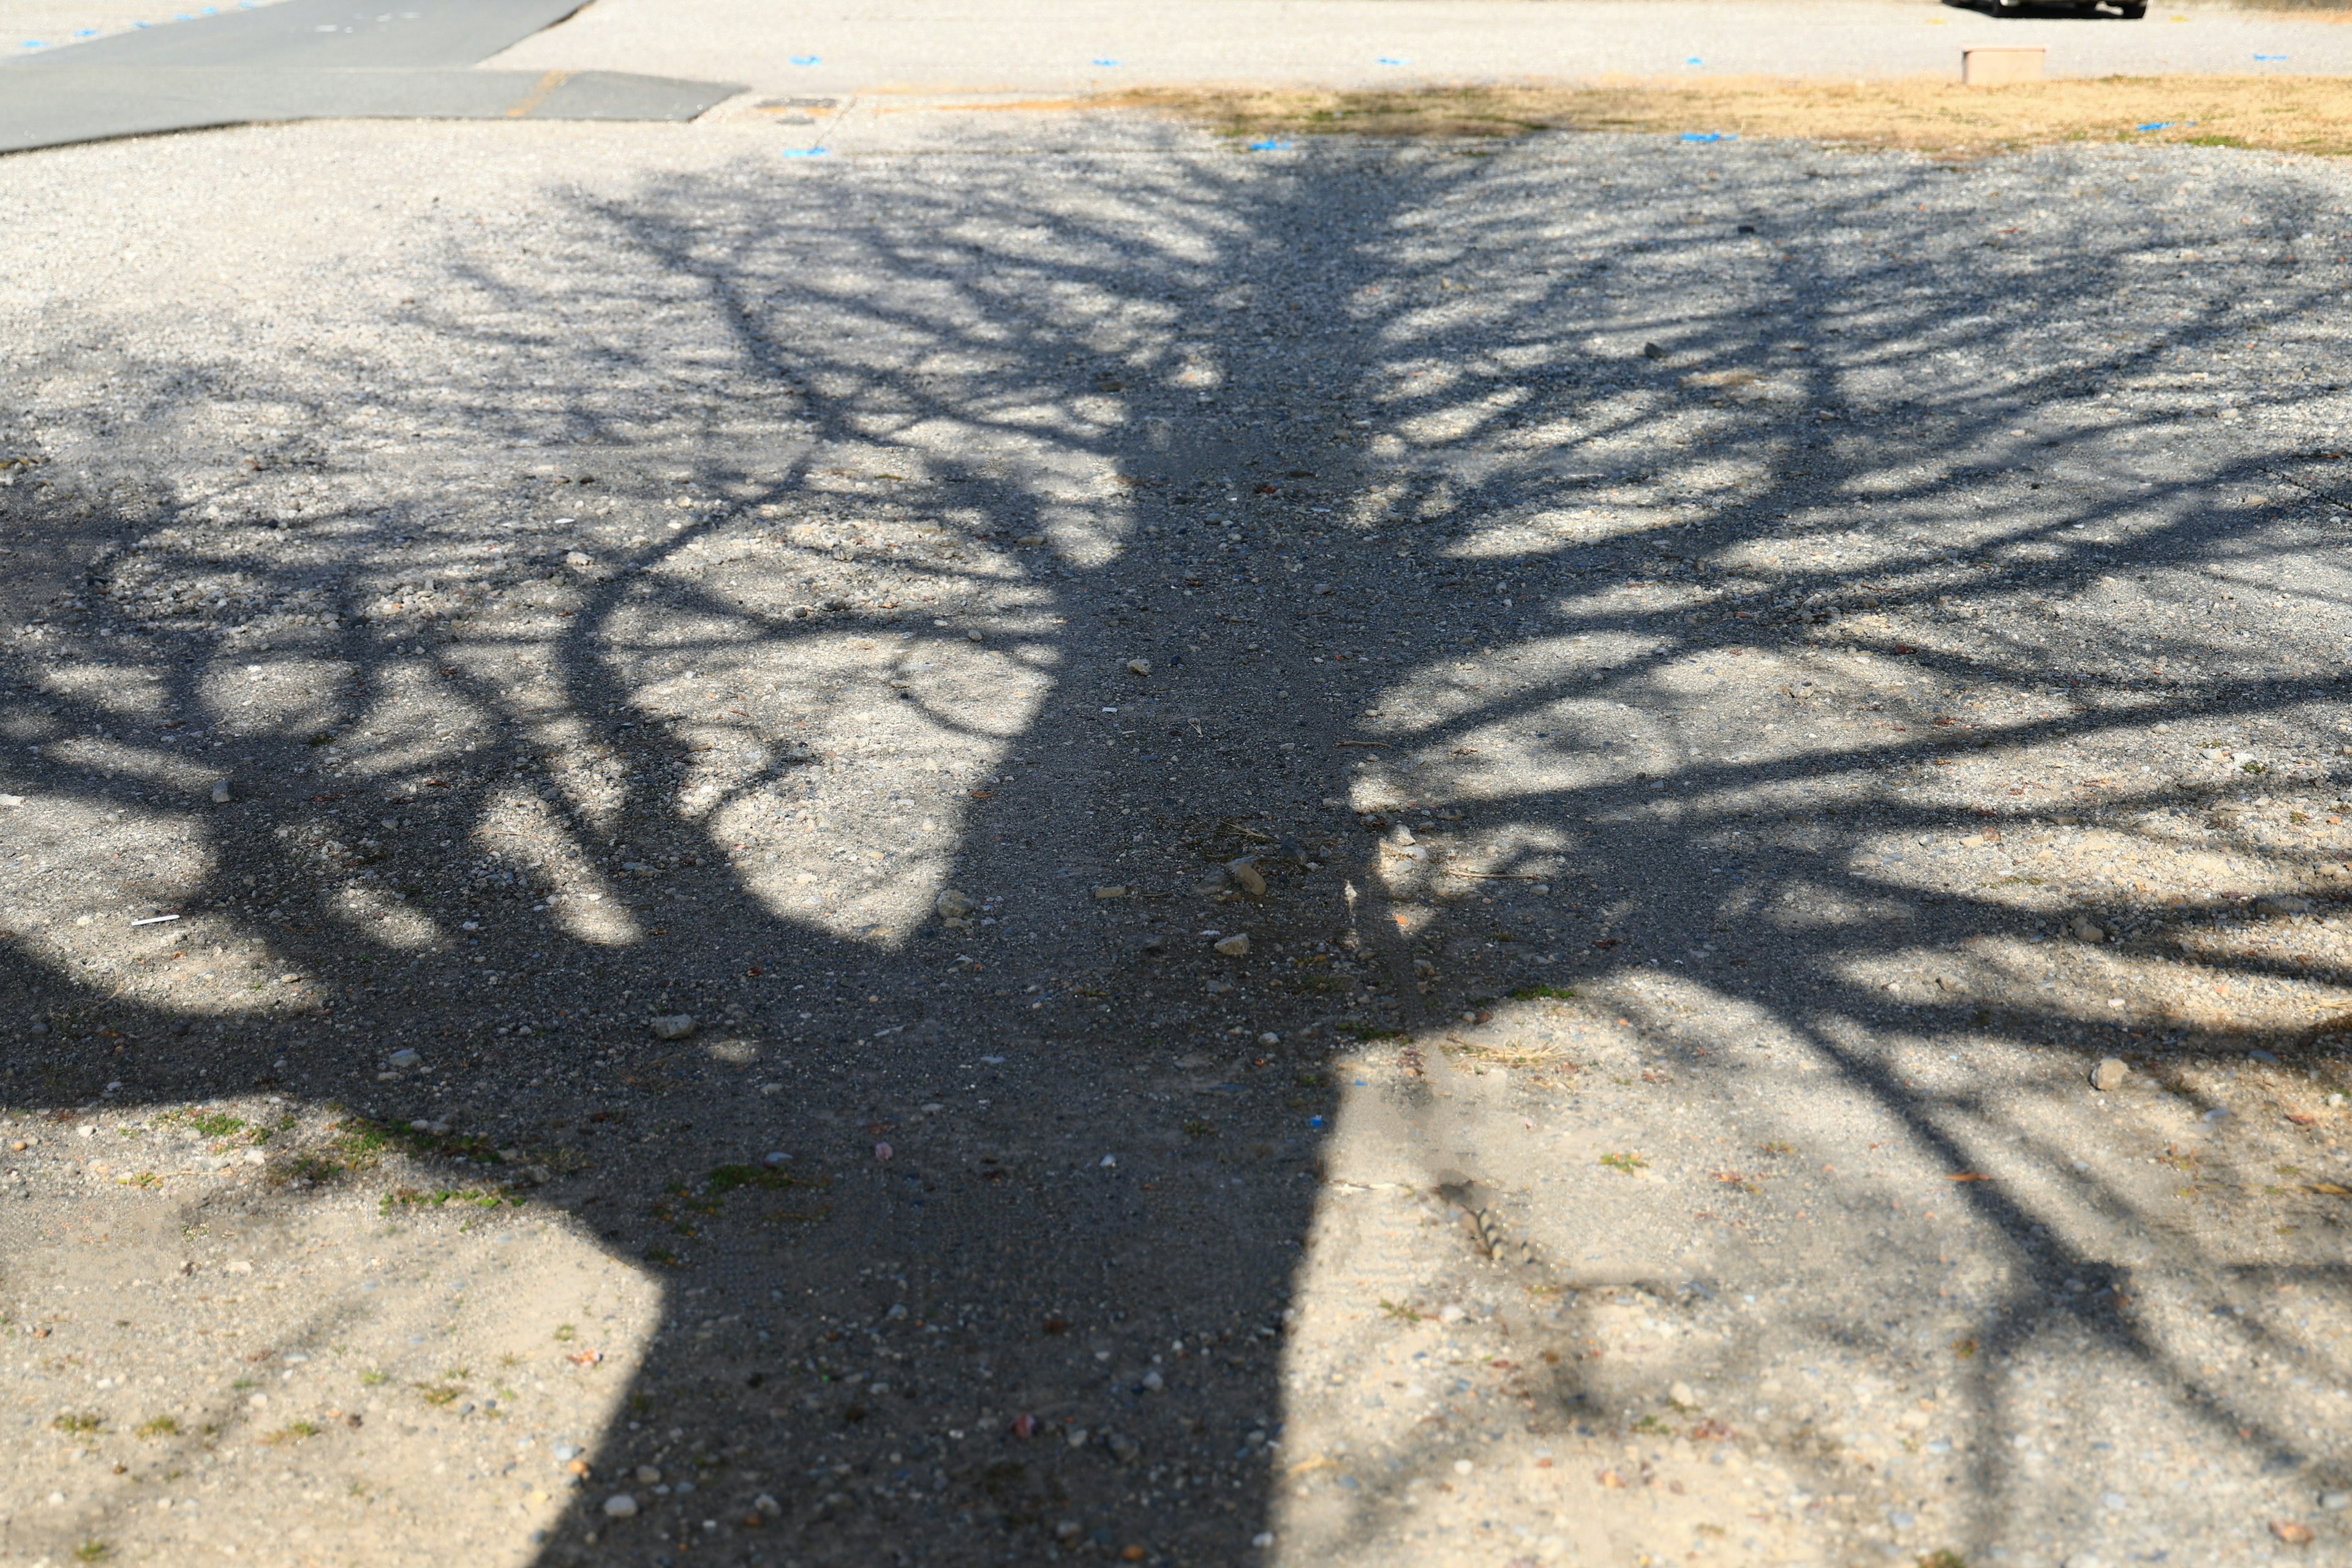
4,89 -> 2352,1568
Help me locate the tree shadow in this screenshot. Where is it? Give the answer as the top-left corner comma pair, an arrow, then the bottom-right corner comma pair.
3,124 -> 2350,1565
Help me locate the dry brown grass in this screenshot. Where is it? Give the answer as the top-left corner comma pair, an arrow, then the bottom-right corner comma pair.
1102,75 -> 2352,159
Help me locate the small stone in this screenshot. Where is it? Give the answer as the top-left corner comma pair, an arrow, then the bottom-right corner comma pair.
565,550 -> 594,568
1015,533 -> 1046,546
1140,1368 -> 1164,1392
1093,885 -> 1129,900
764,1151 -> 790,1167
2091,1058 -> 2129,1092
936,888 -> 976,921
386,1049 -> 422,1071
1667,1381 -> 1697,1409
649,1014 -> 696,1041
1257,1031 -> 1279,1046
2321,1491 -> 2351,1511
965,630 -> 984,643
2068,915 -> 2107,943
635,1466 -> 662,1485
1055,1520 -> 1084,1540
1452,1458 -> 1474,1474
1438,1304 -> 1466,1324
755,1494 -> 782,1518
1107,1432 -> 1141,1464
1253,1532 -> 1276,1549
1126,658 -> 1152,676
1193,866 -> 1232,897
603,1493 -> 639,1518
0,793 -> 22,809
1214,934 -> 1251,957
210,779 -> 232,804
1068,1425 -> 1091,1449
1224,859 -> 1267,897
1311,582 -> 1333,596
2272,1519 -> 2315,1545
2261,894 -> 2315,918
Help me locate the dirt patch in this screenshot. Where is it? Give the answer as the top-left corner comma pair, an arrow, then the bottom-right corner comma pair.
1110,74 -> 2352,159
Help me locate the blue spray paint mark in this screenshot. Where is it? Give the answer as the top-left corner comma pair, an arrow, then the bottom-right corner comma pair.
780,147 -> 828,158
1091,57 -> 1120,66
790,54 -> 820,66
1376,55 -> 1408,65
1680,131 -> 1732,143
1247,138 -> 1292,151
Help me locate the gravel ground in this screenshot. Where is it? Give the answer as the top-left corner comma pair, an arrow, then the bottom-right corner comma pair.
4,79 -> 2352,1568
480,0 -> 2352,93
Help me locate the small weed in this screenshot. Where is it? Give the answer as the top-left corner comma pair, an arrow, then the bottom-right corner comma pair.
184,1112 -> 246,1140
1632,1413 -> 1672,1435
706,1163 -> 825,1200
1508,984 -> 1577,1001
643,1245 -> 680,1267
1918,1551 -> 1969,1568
1951,1338 -> 1978,1360
230,1379 -> 256,1390
417,1383 -> 464,1408
52,1412 -> 103,1435
1182,1118 -> 1216,1139
134,1415 -> 178,1439
262,1420 -> 321,1446
74,1542 -> 109,1564
380,1184 -> 524,1215
359,1370 -> 388,1386
1378,1299 -> 1423,1322
1599,1152 -> 1649,1174
552,1324 -> 577,1343
116,1170 -> 162,1189
1758,1140 -> 1795,1156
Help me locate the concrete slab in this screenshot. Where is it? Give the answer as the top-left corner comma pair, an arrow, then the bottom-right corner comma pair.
6,0 -> 586,70
0,66 -> 743,154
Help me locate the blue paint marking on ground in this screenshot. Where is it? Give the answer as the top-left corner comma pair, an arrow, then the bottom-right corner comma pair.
1091,57 -> 1120,66
1247,138 -> 1291,151
1376,55 -> 1407,65
790,54 -> 820,65
1681,131 -> 1732,143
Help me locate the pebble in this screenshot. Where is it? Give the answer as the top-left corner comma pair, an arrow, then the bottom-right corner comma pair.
386,1049 -> 422,1071
1668,1380 -> 1697,1409
2091,1058 -> 2129,1092
1213,934 -> 1251,957
635,1465 -> 662,1484
1224,859 -> 1267,897
1014,533 -> 1045,546
602,1493 -> 639,1518
1126,658 -> 1151,676
2068,916 -> 2106,943
764,1151 -> 790,1167
936,888 -> 976,921
649,1014 -> 696,1040
210,778 -> 232,804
